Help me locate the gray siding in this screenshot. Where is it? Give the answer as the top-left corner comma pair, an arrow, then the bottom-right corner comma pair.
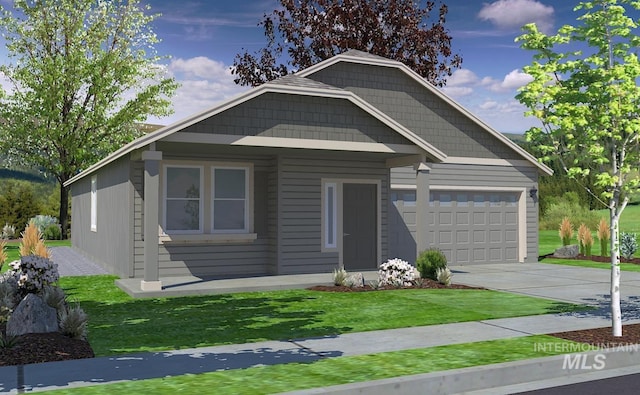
132,149 -> 273,278
277,154 -> 389,274
180,92 -> 413,146
71,156 -> 132,276
391,164 -> 539,263
307,62 -> 524,160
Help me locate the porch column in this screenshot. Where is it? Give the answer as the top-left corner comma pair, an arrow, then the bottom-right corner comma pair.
415,162 -> 431,256
141,150 -> 163,291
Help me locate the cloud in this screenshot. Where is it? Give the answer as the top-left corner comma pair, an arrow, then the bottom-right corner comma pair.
147,57 -> 249,126
482,69 -> 533,92
447,69 -> 479,87
478,0 -> 555,34
441,86 -> 474,98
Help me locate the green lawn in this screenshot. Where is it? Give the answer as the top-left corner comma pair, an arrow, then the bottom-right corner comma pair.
539,204 -> 640,266
58,275 -> 584,357
45,335 -> 585,395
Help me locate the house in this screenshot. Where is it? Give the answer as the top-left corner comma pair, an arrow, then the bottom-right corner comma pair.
65,50 -> 552,291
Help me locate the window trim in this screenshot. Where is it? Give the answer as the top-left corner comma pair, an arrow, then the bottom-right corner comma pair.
211,165 -> 250,234
322,182 -> 338,251
162,164 -> 204,234
90,175 -> 97,232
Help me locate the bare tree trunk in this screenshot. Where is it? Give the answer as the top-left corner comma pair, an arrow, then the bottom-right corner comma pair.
59,179 -> 70,240
610,209 -> 622,337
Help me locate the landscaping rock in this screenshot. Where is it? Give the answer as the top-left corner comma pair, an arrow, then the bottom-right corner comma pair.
553,245 -> 579,258
7,293 -> 58,336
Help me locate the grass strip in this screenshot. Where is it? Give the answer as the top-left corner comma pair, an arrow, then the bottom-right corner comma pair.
43,335 -> 585,395
541,258 -> 640,272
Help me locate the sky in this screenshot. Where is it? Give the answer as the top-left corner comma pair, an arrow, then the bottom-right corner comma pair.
0,0 -> 631,134
142,0 -> 578,134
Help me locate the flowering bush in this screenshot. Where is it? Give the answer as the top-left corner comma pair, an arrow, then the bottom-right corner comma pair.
378,258 -> 416,287
9,255 -> 59,295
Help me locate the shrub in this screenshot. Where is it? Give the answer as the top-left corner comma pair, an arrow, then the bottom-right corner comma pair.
42,285 -> 67,311
559,217 -> 574,246
416,249 -> 447,280
540,200 -> 600,231
620,232 -> 638,260
597,218 -> 610,257
378,258 -> 416,287
332,267 -> 347,286
1,223 -> 16,240
59,304 -> 88,340
9,255 -> 60,295
43,224 -> 62,240
29,215 -> 59,236
436,267 -> 452,286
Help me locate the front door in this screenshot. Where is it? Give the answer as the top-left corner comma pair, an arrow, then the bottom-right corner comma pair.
343,183 -> 377,270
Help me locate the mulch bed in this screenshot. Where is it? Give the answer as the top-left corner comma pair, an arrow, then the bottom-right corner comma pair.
308,278 -> 483,292
549,323 -> 640,347
544,253 -> 640,265
0,324 -> 94,367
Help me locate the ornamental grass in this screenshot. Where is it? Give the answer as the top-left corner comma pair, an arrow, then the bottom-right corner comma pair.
559,217 -> 573,246
597,218 -> 610,257
577,223 -> 593,257
19,222 -> 50,259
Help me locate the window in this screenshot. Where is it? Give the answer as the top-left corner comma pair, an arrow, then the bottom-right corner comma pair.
212,167 -> 248,232
324,182 -> 337,249
90,175 -> 97,232
164,166 -> 203,233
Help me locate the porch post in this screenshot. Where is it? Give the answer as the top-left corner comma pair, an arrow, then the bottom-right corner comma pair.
415,162 -> 431,256
141,150 -> 163,291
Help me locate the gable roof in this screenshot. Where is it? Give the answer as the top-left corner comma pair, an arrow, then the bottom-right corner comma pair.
66,50 -> 551,187
298,50 -> 552,175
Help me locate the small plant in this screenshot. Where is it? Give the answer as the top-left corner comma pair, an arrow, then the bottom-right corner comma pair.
559,217 -> 573,246
577,224 -> 593,257
42,285 -> 68,311
58,303 -> 89,340
378,258 -> 416,287
368,279 -> 382,290
332,267 -> 348,286
436,267 -> 452,286
19,222 -> 51,259
413,277 -> 426,288
415,248 -> 447,280
620,232 -> 638,260
0,277 -> 17,310
0,333 -> 21,349
1,223 -> 16,240
345,273 -> 364,288
597,218 -> 610,257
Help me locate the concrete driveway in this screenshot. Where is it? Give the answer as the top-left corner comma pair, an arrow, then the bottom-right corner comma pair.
451,262 -> 640,321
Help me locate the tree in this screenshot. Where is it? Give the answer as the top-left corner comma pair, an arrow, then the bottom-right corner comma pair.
0,0 -> 178,237
516,0 -> 640,336
232,0 -> 462,87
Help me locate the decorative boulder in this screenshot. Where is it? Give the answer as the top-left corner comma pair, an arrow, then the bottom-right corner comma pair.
7,293 -> 58,337
553,245 -> 579,259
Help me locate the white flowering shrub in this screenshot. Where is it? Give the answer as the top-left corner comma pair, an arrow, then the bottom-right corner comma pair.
378,258 -> 416,287
9,255 -> 59,295
1,223 -> 16,240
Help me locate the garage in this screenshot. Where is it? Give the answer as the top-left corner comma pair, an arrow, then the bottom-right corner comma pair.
390,189 -> 522,265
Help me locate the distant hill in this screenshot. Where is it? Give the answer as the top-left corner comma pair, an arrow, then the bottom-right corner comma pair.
0,168 -> 50,183
502,132 -> 526,144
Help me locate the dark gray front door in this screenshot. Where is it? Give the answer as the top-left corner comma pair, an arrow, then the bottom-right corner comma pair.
343,183 -> 377,270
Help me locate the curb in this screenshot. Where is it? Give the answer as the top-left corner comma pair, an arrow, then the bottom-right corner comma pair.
281,347 -> 639,394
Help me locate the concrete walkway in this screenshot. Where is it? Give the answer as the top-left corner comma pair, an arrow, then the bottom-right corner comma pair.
2,258 -> 640,394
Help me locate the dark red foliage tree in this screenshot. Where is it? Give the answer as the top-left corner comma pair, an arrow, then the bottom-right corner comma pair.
232,0 -> 462,87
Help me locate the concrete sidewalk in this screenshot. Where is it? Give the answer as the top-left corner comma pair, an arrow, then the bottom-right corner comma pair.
2,261 -> 640,394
